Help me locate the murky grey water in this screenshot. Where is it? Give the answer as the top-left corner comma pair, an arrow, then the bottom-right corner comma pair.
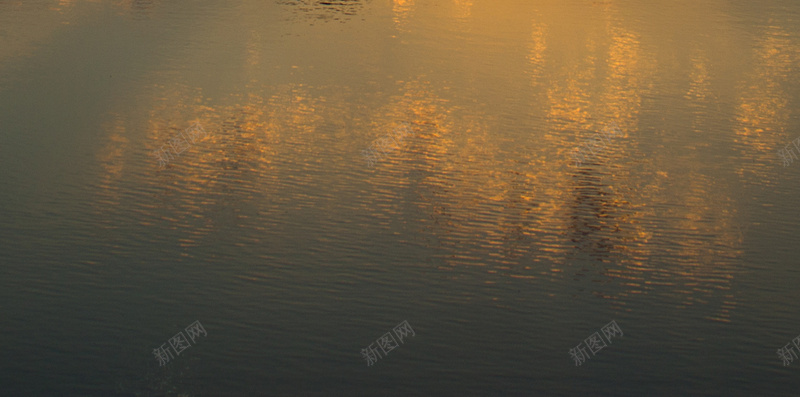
2,0 -> 800,395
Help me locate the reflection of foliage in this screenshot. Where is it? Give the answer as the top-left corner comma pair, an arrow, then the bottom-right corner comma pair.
208,200 -> 238,229
154,190 -> 178,211
278,0 -> 369,23
206,183 -> 240,230
114,0 -> 158,20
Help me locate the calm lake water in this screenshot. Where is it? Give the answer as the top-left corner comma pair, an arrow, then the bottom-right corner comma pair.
2,0 -> 800,395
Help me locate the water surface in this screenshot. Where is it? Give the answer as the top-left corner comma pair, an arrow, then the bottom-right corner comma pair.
1,0 -> 800,395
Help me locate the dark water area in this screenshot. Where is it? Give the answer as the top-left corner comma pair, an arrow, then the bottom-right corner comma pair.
1,0 -> 800,395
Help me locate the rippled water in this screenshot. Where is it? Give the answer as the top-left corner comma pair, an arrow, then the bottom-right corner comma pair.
2,0 -> 800,395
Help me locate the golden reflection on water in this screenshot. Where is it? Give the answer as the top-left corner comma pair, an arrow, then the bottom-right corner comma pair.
527,20 -> 547,85
734,24 -> 800,184
95,113 -> 130,215
452,0 -> 473,22
392,0 -> 415,31
64,0 -> 800,322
